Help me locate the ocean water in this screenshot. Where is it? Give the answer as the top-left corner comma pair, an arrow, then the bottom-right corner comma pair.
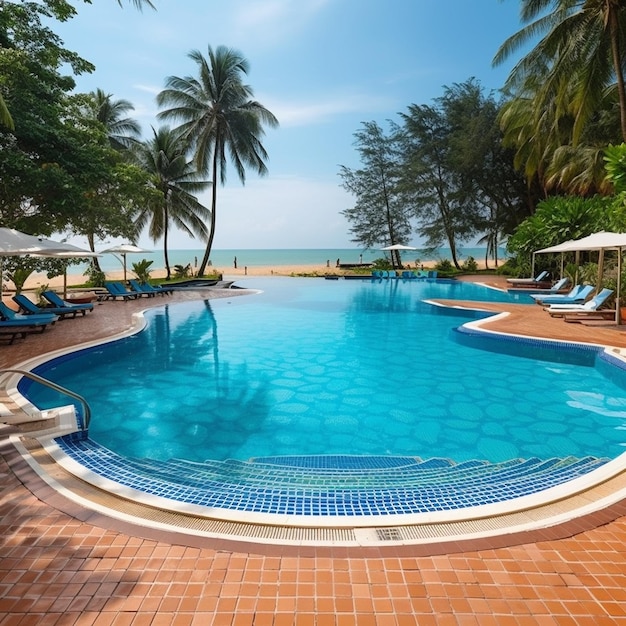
84,246 -> 507,272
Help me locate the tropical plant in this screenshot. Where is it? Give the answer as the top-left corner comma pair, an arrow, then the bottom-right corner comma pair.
5,267 -> 34,295
88,88 -> 141,151
498,83 -> 619,196
133,126 -> 211,279
173,263 -> 192,279
494,0 -> 626,143
156,45 -> 279,276
131,259 -> 153,284
604,143 -> 626,193
506,195 -> 626,275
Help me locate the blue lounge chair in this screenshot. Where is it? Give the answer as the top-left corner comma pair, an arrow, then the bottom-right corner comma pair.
128,279 -> 172,297
146,282 -> 173,295
531,284 -> 594,305
506,270 -> 551,286
42,291 -> 94,315
126,280 -> 156,298
13,293 -> 83,319
0,302 -> 58,331
0,322 -> 28,343
537,277 -> 570,294
103,282 -> 138,301
545,288 -> 614,317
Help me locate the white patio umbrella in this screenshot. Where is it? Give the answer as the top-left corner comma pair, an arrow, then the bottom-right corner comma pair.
0,228 -> 95,298
380,244 -> 418,251
380,244 -> 417,269
100,244 -> 152,281
44,246 -> 101,298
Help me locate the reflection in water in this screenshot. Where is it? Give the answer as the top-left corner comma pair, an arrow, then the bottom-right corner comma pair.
24,280 -> 626,463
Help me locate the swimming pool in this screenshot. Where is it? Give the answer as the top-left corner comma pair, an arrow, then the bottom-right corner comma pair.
22,277 -> 626,468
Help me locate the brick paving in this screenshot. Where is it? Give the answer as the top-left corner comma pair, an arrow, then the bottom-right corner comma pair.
2,279 -> 626,625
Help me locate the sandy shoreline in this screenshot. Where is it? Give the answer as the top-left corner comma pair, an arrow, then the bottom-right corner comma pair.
20,258 -> 499,291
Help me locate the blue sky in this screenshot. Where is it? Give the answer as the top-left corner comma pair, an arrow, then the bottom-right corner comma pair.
55,0 -> 525,250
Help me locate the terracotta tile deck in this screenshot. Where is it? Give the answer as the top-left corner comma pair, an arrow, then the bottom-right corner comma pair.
2,279 -> 626,624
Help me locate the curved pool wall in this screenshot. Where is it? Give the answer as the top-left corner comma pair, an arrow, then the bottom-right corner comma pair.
11,277 -> 626,521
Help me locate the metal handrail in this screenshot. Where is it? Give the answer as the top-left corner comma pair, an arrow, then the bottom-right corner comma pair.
0,368 -> 91,430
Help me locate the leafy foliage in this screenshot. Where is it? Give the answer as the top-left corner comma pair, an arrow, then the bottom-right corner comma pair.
157,45 -> 278,276
399,79 -> 527,268
339,121 -> 411,268
0,1 -> 152,244
132,126 -> 210,279
507,195 -> 624,258
604,143 -> 626,193
131,259 -> 153,284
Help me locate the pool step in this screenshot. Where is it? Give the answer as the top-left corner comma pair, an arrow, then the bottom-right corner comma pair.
53,433 -> 609,517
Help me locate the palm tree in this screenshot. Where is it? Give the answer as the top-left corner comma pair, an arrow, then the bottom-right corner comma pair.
116,0 -> 156,8
90,88 -> 141,151
133,126 -> 212,279
0,94 -> 14,129
494,0 -> 626,142
156,45 -> 279,276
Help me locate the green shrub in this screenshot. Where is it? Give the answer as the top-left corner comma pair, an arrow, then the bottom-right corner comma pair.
435,258 -> 454,272
83,265 -> 106,287
462,256 -> 478,272
372,257 -> 394,270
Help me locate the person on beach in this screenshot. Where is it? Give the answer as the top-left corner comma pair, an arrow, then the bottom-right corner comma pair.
234,256 -> 237,269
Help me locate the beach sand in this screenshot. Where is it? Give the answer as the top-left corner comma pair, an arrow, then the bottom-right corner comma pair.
19,258 -> 501,292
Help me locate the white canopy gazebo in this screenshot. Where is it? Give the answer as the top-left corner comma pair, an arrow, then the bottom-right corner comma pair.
535,231 -> 626,325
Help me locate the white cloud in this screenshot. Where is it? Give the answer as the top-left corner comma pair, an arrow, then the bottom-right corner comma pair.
231,0 -> 333,47
139,175 -> 354,249
261,92 -> 396,127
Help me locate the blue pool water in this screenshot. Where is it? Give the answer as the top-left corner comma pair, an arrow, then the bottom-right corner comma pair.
23,277 -> 626,465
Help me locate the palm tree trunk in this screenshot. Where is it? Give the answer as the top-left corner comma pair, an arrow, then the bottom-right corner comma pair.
163,205 -> 171,280
198,151 -> 218,276
87,232 -> 102,272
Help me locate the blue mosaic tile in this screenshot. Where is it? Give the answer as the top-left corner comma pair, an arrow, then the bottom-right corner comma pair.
53,436 -> 609,517
453,326 -> 601,366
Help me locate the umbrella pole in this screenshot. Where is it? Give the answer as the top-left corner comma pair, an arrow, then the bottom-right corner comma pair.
618,248 -> 622,326
598,249 -> 605,289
